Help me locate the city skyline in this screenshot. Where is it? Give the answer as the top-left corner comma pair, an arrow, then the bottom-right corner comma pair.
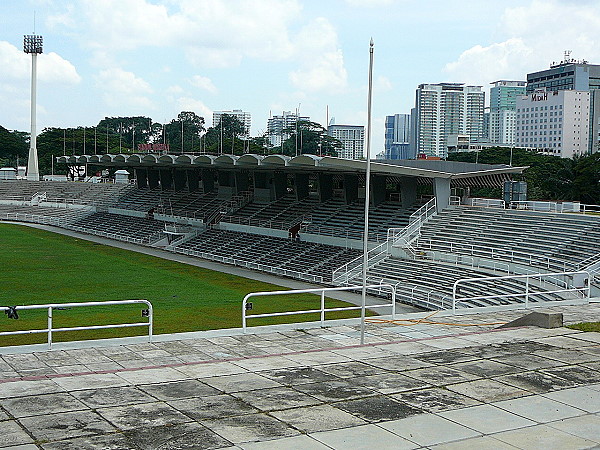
2,0 -> 600,156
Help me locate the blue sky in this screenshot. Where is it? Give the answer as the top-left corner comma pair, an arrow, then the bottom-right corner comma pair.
1,0 -> 600,154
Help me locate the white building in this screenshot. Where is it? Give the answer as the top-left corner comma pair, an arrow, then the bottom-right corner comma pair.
213,110 -> 251,137
267,111 -> 310,148
328,124 -> 365,159
515,89 -> 590,158
415,83 -> 485,158
489,81 -> 526,145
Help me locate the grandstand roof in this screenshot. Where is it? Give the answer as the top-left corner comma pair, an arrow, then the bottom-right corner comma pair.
58,153 -> 526,182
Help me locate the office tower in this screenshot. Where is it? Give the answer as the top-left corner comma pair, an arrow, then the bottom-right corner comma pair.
267,111 -> 310,148
327,124 -> 365,159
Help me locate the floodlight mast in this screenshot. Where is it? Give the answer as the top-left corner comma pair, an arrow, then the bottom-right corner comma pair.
24,34 -> 43,181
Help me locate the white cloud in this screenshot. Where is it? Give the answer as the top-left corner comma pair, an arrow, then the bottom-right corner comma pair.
345,0 -> 395,6
176,97 -> 213,122
444,0 -> 600,86
0,41 -> 81,84
289,18 -> 348,93
189,75 -> 218,94
95,68 -> 154,110
375,75 -> 393,92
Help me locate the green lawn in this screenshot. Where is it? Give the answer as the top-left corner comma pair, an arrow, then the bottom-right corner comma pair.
0,223 -> 370,346
567,322 -> 600,332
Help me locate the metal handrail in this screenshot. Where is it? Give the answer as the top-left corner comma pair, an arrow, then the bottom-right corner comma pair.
509,200 -> 600,215
242,284 -> 396,332
452,270 -> 591,312
0,299 -> 153,349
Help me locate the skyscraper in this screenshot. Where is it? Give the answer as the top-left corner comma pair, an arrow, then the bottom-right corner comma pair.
414,83 -> 485,158
327,124 -> 364,159
213,109 -> 251,137
489,80 -> 526,145
267,111 -> 309,148
526,53 -> 600,153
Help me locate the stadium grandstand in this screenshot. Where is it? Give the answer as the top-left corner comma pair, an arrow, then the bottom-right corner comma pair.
1,153 -> 599,311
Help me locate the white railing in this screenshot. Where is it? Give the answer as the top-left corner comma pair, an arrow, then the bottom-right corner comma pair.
509,200 -> 600,215
331,241 -> 388,284
242,284 -> 396,332
387,197 -> 437,248
0,299 -> 153,349
470,198 -> 505,208
174,247 -> 325,283
452,271 -> 590,312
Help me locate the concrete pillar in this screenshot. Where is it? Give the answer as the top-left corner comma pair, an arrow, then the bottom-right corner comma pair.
235,170 -> 250,194
272,171 -> 287,200
135,168 -> 148,189
173,170 -> 186,191
371,175 -> 387,206
399,177 -> 417,209
186,169 -> 199,192
159,169 -> 173,190
433,177 -> 451,211
318,173 -> 333,202
253,171 -> 273,202
295,173 -> 310,200
217,171 -> 234,199
147,169 -> 160,189
201,169 -> 215,193
344,174 -> 359,204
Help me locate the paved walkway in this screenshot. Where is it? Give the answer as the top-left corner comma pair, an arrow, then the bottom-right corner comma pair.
1,303 -> 600,449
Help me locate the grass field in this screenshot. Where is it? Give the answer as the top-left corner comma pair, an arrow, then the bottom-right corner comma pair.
0,223 -> 372,346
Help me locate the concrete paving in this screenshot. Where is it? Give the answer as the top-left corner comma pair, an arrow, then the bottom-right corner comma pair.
0,303 -> 599,449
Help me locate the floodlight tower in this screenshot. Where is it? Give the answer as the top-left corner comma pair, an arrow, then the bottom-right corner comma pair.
24,34 -> 43,181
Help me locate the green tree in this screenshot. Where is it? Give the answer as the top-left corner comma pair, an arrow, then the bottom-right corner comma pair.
280,120 -> 341,157
0,126 -> 28,167
97,116 -> 158,152
164,111 -> 205,153
202,114 -> 248,155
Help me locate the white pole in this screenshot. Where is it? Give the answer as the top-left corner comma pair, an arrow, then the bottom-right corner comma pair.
360,38 -> 374,345
26,52 -> 39,181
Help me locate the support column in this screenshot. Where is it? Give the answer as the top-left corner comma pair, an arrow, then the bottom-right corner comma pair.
433,177 -> 451,211
186,169 -> 199,192
217,171 -> 234,199
159,169 -> 173,190
272,171 -> 287,200
399,177 -> 417,209
147,169 -> 160,189
173,170 -> 186,191
371,175 -> 387,206
135,168 -> 148,189
235,170 -> 250,194
295,173 -> 310,200
318,173 -> 333,202
344,174 -> 359,204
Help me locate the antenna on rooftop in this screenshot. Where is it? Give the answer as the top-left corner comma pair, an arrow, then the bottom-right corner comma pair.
564,50 -> 572,63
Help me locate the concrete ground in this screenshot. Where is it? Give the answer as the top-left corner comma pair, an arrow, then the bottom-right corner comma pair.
1,303 -> 600,449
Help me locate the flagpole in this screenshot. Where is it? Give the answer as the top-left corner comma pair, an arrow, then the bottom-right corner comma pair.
360,38 -> 374,345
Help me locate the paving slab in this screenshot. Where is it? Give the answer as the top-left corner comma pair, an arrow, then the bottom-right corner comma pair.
379,413 -> 481,447
293,379 -> 377,402
439,404 -> 536,434
534,348 -> 600,364
494,394 -> 585,422
428,435 -> 521,449
492,423 -> 598,449
353,372 -> 431,394
282,350 -> 352,366
403,366 -> 480,386
450,359 -> 522,377
392,387 -> 481,413
40,432 -> 133,450
541,365 -> 600,386
201,413 -> 299,444
0,420 -> 34,447
70,386 -> 155,408
176,361 -> 248,378
412,349 -> 478,365
0,379 -> 63,399
446,378 -> 529,402
19,410 -> 116,442
258,366 -> 340,386
546,414 -> 600,443
240,434 -> 330,450
138,379 -> 221,400
333,395 -> 422,422
494,370 -> 579,394
114,366 -> 190,385
316,361 -> 388,378
97,401 -> 192,430
270,404 -> 366,433
168,394 -> 258,420
489,353 -> 566,370
202,372 -> 282,393
310,423 -> 418,450
361,355 -> 434,372
231,355 -> 303,372
542,386 -> 600,413
231,386 -> 322,411
124,422 -> 234,450
52,373 -> 129,391
1,392 -> 87,418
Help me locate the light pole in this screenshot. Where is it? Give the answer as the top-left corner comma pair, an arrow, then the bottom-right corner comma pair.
24,34 -> 43,181
361,38 -> 374,345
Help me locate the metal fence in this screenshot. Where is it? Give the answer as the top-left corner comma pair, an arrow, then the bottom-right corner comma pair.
0,299 -> 153,349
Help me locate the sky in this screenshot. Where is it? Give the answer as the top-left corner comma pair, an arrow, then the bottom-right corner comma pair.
2,0 -> 600,155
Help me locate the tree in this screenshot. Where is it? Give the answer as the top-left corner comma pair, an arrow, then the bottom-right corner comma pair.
0,126 -> 28,167
97,116 -> 158,152
164,111 -> 205,153
280,120 -> 341,157
202,114 -> 248,155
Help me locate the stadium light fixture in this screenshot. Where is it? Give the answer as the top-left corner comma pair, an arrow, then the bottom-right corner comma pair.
24,34 -> 43,181
360,38 -> 374,345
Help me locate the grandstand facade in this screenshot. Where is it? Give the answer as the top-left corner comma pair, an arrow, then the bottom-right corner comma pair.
1,153 -> 598,312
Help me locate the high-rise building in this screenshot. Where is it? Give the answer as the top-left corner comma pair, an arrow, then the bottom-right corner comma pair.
267,111 -> 310,148
328,124 -> 365,159
414,83 -> 485,158
212,109 -> 251,137
515,89 -> 590,158
526,54 -> 600,153
385,114 -> 410,149
489,81 -> 526,145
